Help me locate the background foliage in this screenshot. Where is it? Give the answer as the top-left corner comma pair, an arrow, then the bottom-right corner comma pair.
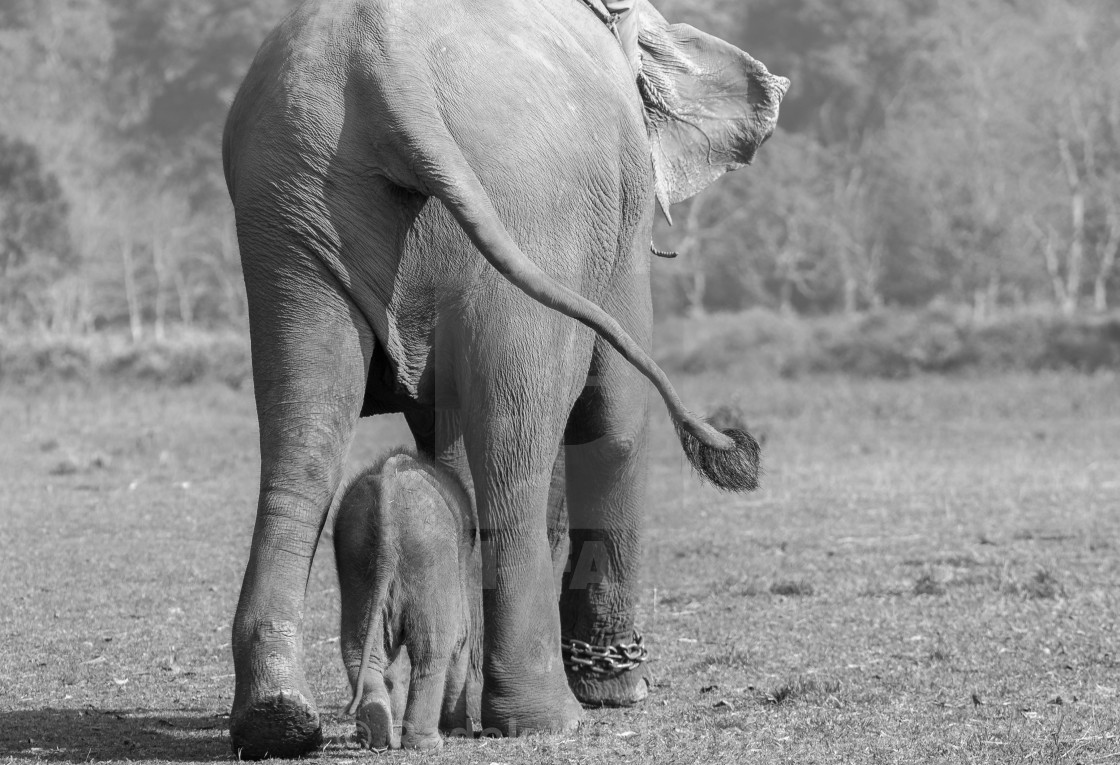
2,0 -> 1119,335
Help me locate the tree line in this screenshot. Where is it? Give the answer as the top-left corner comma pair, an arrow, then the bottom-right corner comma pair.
1,0 -> 1118,335
657,0 -> 1120,318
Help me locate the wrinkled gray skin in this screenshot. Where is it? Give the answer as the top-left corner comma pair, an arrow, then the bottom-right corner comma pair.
334,450 -> 481,750
222,0 -> 787,757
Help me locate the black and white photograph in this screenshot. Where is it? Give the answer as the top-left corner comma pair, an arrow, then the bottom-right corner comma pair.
1,0 -> 1118,762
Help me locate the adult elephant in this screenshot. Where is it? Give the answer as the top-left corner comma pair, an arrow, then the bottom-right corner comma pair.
222,0 -> 787,757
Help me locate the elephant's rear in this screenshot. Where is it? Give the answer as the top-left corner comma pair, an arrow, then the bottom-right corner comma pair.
223,0 -> 355,209
224,0 -> 630,196
223,0 -> 652,416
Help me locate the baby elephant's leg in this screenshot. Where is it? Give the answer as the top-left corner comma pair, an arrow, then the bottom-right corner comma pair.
400,584 -> 471,748
440,641 -> 471,735
385,648 -> 410,730
400,654 -> 453,750
353,670 -> 399,750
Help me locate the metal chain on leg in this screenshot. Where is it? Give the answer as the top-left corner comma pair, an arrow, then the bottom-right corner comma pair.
561,632 -> 649,677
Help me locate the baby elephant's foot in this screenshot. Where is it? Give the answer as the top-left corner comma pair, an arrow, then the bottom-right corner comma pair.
401,728 -> 443,750
355,696 -> 399,750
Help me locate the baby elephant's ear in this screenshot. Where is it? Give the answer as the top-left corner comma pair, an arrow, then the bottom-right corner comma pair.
635,0 -> 790,213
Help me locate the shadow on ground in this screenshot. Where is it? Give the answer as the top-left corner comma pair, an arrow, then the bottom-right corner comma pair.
0,708 -> 229,762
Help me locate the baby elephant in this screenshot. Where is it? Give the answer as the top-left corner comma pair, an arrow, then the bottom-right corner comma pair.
333,449 -> 480,750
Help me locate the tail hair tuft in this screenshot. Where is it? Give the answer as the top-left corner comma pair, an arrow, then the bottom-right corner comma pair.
676,422 -> 762,492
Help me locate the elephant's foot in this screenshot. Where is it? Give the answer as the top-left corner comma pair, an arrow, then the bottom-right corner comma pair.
229,621 -> 323,759
401,729 -> 443,751
568,664 -> 649,707
355,695 -> 399,750
481,676 -> 583,737
561,629 -> 651,707
229,689 -> 322,759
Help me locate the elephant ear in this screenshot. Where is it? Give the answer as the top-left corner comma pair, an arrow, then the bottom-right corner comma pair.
635,0 -> 789,217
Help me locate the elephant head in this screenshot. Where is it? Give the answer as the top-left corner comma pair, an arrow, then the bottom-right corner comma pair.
634,0 -> 790,217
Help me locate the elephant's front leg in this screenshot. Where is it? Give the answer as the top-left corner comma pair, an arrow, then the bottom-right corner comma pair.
560,351 -> 652,707
229,261 -> 371,759
463,399 -> 583,736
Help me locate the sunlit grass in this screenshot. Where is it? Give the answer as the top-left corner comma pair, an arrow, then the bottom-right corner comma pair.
1,371 -> 1117,763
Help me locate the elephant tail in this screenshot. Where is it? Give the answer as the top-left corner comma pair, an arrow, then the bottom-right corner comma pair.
405,120 -> 760,491
335,468 -> 400,717
345,572 -> 393,718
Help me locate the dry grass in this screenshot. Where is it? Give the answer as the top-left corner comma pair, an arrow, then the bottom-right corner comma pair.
1,371 -> 1118,763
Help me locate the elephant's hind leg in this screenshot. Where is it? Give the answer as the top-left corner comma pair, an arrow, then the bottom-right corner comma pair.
229,248 -> 373,759
561,338 -> 652,708
460,354 -> 585,736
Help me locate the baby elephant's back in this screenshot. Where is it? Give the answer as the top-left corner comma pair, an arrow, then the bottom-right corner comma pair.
378,452 -> 469,561
334,449 -> 471,583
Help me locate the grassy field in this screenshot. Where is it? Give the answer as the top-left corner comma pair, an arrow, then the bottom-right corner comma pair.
1,372 -> 1118,764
